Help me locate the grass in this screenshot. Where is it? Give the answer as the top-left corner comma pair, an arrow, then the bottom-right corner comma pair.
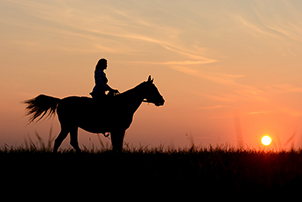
2,139 -> 302,195
1,132 -> 302,197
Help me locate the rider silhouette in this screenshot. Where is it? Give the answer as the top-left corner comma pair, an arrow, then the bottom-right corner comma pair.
90,58 -> 119,100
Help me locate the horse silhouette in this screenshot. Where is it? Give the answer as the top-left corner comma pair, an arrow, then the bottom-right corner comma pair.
24,76 -> 165,152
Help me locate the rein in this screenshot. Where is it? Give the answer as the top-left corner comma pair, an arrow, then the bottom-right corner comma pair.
142,99 -> 151,105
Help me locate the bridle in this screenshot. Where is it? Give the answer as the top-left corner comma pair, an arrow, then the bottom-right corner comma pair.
142,98 -> 151,104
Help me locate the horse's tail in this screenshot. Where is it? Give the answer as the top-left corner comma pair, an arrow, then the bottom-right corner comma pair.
23,94 -> 61,123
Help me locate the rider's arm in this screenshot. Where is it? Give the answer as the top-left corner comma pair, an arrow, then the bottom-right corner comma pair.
96,70 -> 119,93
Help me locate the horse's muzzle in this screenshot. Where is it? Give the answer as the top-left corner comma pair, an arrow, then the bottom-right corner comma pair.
155,98 -> 165,106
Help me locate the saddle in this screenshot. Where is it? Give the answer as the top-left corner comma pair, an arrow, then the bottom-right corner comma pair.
86,91 -> 119,138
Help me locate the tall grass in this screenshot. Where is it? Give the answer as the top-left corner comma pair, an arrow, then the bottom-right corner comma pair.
2,133 -> 302,193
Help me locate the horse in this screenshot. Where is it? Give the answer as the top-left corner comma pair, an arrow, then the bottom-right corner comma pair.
23,75 -> 165,152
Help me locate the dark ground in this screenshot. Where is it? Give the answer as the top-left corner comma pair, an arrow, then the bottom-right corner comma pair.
1,146 -> 302,198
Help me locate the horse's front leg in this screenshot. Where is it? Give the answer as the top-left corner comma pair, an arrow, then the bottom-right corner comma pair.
110,130 -> 125,152
70,126 -> 81,153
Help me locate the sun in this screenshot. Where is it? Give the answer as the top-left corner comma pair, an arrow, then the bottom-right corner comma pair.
261,135 -> 272,146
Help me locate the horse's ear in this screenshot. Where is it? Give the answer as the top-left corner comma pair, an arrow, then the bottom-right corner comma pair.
147,75 -> 152,82
147,75 -> 154,83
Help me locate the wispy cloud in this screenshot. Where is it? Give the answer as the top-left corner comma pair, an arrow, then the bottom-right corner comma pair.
235,16 -> 281,39
268,84 -> 302,93
168,65 -> 245,87
198,93 -> 235,103
2,1 -> 218,59
199,105 -> 227,110
231,0 -> 302,57
248,111 -> 270,115
163,61 -> 211,65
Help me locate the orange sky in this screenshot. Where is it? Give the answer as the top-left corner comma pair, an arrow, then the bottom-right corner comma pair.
1,0 -> 302,149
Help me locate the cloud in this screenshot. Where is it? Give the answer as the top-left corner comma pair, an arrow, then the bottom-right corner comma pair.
163,61 -> 211,65
235,16 -> 281,39
268,84 -> 302,93
0,0 -> 220,68
199,93 -> 235,103
167,65 -> 245,87
160,44 -> 216,63
231,0 -> 302,57
247,111 -> 270,115
282,109 -> 302,117
199,105 -> 227,110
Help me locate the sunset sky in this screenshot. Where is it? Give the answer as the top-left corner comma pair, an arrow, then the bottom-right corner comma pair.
1,0 -> 302,150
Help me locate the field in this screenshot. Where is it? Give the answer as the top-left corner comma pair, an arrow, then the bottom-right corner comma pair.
2,141 -> 302,196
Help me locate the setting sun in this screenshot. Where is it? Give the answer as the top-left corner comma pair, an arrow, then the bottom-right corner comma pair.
261,135 -> 272,146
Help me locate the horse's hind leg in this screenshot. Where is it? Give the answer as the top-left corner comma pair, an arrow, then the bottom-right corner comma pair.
53,127 -> 69,153
70,127 -> 81,153
110,130 -> 125,152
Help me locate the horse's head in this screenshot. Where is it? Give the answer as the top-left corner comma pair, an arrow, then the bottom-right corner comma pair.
142,76 -> 165,106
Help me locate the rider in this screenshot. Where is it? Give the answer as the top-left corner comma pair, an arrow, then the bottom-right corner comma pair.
90,58 -> 119,100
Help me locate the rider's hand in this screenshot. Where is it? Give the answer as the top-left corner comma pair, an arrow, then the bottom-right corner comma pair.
111,89 -> 120,95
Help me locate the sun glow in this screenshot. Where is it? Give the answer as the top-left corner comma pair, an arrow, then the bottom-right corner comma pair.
261,135 -> 272,146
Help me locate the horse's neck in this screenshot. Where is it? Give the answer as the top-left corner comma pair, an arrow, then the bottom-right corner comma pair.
118,84 -> 144,114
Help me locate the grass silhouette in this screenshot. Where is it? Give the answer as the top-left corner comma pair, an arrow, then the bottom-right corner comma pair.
2,135 -> 302,194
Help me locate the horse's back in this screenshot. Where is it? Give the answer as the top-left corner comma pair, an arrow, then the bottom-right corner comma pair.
57,96 -> 94,116
61,96 -> 92,102
59,96 -> 92,107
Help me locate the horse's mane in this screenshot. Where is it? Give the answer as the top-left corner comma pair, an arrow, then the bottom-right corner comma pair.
115,81 -> 146,98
